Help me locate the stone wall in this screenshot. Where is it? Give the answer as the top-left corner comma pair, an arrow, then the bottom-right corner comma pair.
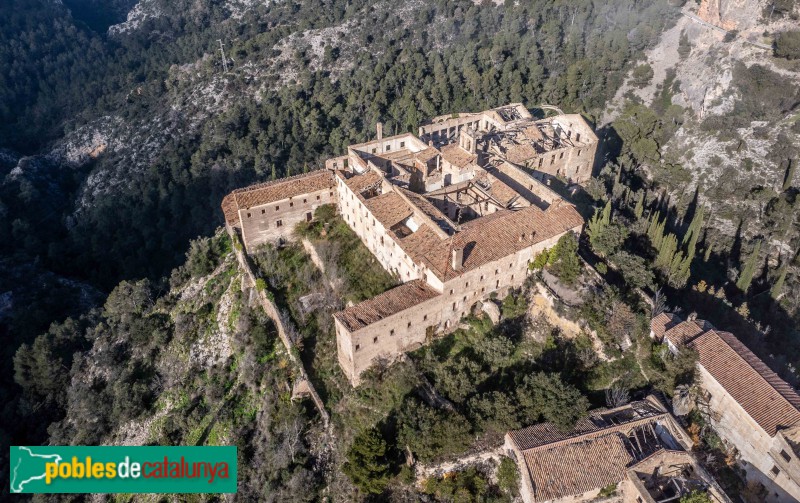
336,230 -> 574,385
239,186 -> 335,251
698,366 -> 800,502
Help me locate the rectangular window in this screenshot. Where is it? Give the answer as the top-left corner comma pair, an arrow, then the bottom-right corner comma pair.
424,314 -> 428,321
465,282 -> 469,287
407,322 -> 411,328
576,133 -> 581,142
578,149 -> 582,157
495,269 -> 499,275
771,466 -> 781,476
275,205 -> 280,211
290,201 -> 294,207
303,198 -> 307,203
372,148 -> 376,154
386,145 -> 391,151
373,336 -> 378,344
452,302 -> 456,311
306,212 -> 312,222
538,158 -> 543,168
780,450 -> 792,462
261,209 -> 266,214
400,141 -> 405,148
316,195 -> 320,200
390,329 -> 395,336
550,155 -> 555,165
450,289 -> 454,295
246,212 -> 251,218
559,152 -> 564,159
276,220 -> 283,227
355,344 -> 360,351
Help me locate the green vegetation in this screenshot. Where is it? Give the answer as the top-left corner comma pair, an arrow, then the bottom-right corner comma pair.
295,204 -> 398,302
343,427 -> 391,494
774,30 -> 800,60
532,233 -> 583,286
680,490 -> 713,503
422,467 -> 512,503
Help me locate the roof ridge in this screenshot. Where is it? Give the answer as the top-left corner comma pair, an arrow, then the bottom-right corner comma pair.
233,168 -> 330,195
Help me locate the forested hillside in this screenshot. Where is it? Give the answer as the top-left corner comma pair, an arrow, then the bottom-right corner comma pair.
3,0 -> 800,499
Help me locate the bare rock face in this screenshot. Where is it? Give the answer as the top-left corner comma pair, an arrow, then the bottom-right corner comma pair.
673,385 -> 695,416
698,0 -> 738,30
697,0 -> 766,32
481,300 -> 501,324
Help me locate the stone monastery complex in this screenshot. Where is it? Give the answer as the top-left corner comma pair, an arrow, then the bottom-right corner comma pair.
223,103 -> 597,384
222,103 -> 800,502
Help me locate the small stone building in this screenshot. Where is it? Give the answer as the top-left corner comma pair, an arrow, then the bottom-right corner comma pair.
651,313 -> 800,502
223,104 -> 596,385
504,396 -> 730,503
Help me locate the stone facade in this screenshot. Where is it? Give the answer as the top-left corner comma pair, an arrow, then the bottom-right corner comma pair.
223,104 -> 596,386
650,313 -> 800,502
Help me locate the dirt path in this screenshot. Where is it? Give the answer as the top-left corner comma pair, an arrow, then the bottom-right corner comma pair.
415,446 -> 505,482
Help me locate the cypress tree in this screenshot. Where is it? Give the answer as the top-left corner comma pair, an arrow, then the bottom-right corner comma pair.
736,240 -> 762,293
703,243 -> 713,262
683,206 -> 704,247
634,191 -> 645,220
770,263 -> 789,300
782,159 -> 796,191
601,199 -> 612,226
656,234 -> 678,269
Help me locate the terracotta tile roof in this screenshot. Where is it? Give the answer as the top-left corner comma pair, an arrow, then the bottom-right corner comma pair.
664,320 -> 707,346
504,142 -> 540,164
508,399 -> 671,502
363,192 -> 415,229
398,189 -> 456,231
508,399 -> 667,451
483,174 -> 520,206
650,312 -> 680,339
221,193 -> 238,225
344,170 -> 382,194
522,124 -> 544,141
427,203 -> 584,281
386,203 -> 582,282
690,329 -> 800,436
221,170 -> 335,225
333,280 -> 440,332
522,434 -> 633,502
440,143 -> 477,168
414,146 -> 440,163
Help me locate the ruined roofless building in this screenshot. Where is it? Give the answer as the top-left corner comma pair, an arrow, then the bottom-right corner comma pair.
505,397 -> 731,503
222,104 -> 596,385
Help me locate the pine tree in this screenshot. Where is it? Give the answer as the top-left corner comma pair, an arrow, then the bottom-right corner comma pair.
770,263 -> 789,300
736,240 -> 762,293
634,191 -> 645,220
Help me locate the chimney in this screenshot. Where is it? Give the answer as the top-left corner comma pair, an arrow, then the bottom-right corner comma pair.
451,247 -> 463,271
376,121 -> 383,141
